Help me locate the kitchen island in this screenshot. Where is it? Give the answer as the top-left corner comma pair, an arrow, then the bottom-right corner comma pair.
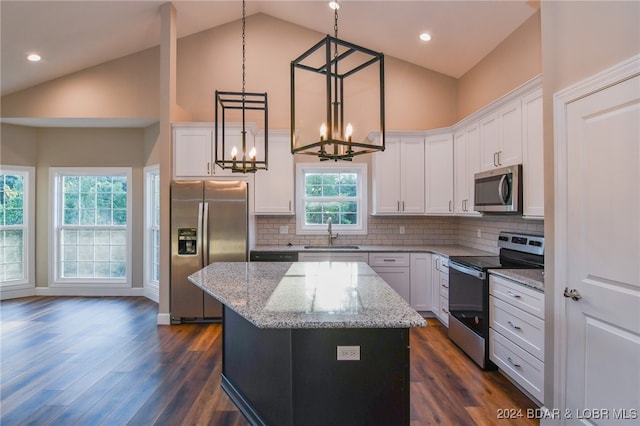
188,261 -> 426,426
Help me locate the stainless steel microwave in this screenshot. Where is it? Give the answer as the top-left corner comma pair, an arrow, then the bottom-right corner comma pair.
474,164 -> 522,213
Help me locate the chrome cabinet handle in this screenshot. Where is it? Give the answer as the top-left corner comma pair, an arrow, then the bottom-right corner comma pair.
397,201 -> 400,212
289,200 -> 292,211
507,357 -> 521,368
497,150 -> 502,166
493,152 -> 499,167
448,200 -> 452,212
506,290 -> 521,299
507,320 -> 521,330
383,258 -> 396,262
563,287 -> 582,301
402,201 -> 405,211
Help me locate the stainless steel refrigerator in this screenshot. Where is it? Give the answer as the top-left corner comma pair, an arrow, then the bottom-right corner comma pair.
170,180 -> 248,323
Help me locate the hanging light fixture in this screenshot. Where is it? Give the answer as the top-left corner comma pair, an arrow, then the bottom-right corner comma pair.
290,1 -> 385,161
215,0 -> 268,173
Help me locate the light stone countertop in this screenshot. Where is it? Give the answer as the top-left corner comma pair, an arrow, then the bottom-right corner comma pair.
188,261 -> 427,329
252,244 -> 496,258
489,269 -> 545,292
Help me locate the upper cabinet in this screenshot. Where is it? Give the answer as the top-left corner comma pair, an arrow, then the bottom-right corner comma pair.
173,123 -> 259,179
425,131 -> 454,215
479,99 -> 523,171
372,136 -> 425,215
254,131 -> 295,215
521,88 -> 544,218
453,124 -> 481,216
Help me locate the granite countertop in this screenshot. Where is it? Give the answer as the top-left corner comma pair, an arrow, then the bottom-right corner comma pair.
252,244 -> 496,258
188,261 -> 427,329
490,269 -> 545,292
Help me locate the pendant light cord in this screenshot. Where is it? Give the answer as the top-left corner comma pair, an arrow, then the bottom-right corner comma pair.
242,0 -> 246,97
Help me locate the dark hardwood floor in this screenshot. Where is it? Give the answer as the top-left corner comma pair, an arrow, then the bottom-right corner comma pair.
1,297 -> 538,425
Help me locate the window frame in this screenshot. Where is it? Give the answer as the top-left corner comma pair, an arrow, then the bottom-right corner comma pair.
143,165 -> 160,302
49,167 -> 132,288
295,162 -> 368,235
0,165 -> 35,292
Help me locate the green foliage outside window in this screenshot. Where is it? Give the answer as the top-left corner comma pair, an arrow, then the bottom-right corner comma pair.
304,172 -> 359,226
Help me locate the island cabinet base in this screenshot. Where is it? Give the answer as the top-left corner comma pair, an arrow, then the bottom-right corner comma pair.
222,306 -> 411,426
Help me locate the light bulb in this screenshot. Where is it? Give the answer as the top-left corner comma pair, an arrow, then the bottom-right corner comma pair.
231,146 -> 238,160
320,123 -> 327,140
249,147 -> 257,159
345,123 -> 353,141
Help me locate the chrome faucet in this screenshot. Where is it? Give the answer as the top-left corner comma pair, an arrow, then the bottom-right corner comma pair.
327,217 -> 338,245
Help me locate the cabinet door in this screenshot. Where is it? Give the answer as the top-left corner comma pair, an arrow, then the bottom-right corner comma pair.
372,139 -> 401,214
372,266 -> 411,304
453,128 -> 468,214
174,127 -> 213,177
425,133 -> 453,214
479,113 -> 500,171
410,253 -> 431,311
254,134 -> 294,214
400,138 -> 425,214
522,88 -> 544,218
498,99 -> 523,167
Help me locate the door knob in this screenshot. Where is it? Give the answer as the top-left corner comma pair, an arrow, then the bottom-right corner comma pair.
563,287 -> 582,301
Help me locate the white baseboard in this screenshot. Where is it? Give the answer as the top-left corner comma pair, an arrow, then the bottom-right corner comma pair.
157,313 -> 171,325
0,286 -> 36,300
35,287 -> 145,297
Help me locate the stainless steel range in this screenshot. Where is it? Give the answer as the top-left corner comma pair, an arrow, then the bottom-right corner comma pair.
447,231 -> 544,369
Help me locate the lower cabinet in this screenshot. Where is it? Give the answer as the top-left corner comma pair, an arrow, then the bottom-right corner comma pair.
489,273 -> 545,403
409,252 -> 432,312
369,253 -> 411,304
431,255 -> 449,326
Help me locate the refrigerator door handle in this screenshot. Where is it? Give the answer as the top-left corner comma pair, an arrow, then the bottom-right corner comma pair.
202,202 -> 209,265
197,202 -> 205,267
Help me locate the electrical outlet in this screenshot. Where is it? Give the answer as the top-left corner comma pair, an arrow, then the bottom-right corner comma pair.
279,225 -> 289,235
399,226 -> 405,235
337,345 -> 360,361
477,228 -> 482,238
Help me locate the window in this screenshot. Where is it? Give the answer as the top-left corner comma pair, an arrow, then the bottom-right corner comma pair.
0,166 -> 34,289
296,163 -> 367,234
51,168 -> 132,286
144,165 -> 160,301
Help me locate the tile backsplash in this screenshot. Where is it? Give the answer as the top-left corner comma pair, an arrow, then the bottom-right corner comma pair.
255,215 -> 543,254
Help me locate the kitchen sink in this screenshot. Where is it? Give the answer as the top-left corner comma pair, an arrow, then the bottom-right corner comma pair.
303,245 -> 360,250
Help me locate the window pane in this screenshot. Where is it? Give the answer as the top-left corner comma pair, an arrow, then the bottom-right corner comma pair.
0,172 -> 28,284
57,172 -> 129,283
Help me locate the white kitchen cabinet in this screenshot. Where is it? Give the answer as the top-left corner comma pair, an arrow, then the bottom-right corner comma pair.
453,124 -> 481,215
174,126 -> 213,177
431,254 -> 449,326
489,273 -> 545,403
521,88 -> 544,218
369,252 -> 411,304
297,252 -> 369,263
372,136 -> 425,214
254,131 -> 294,215
173,123 -> 259,179
409,253 -> 432,312
479,99 -> 523,171
425,132 -> 454,215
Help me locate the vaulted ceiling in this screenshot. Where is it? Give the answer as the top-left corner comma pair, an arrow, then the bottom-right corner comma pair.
1,1 -> 539,97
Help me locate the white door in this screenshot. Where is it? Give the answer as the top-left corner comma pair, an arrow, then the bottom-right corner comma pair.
556,67 -> 639,424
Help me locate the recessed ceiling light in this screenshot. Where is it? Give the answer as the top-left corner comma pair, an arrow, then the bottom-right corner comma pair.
27,53 -> 41,62
329,1 -> 340,10
419,33 -> 432,42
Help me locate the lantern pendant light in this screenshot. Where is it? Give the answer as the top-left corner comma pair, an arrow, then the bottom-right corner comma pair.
215,0 -> 268,173
290,1 -> 385,161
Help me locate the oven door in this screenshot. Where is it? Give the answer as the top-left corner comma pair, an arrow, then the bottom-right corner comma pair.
448,261 -> 486,337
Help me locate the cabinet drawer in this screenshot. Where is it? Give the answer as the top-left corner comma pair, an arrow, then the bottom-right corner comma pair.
490,274 -> 544,319
439,295 -> 449,326
368,252 -> 410,267
490,329 -> 543,403
298,252 -> 369,263
490,296 -> 544,361
439,276 -> 449,297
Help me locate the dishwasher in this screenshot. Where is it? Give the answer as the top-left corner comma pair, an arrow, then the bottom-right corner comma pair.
249,251 -> 299,262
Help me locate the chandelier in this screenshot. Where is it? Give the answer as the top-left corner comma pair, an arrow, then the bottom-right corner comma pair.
290,1 -> 385,161
215,0 -> 268,173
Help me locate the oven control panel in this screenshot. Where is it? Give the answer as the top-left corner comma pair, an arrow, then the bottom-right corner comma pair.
498,232 -> 544,255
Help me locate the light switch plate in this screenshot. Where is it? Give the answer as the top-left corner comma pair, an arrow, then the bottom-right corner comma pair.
337,345 -> 360,361
279,225 -> 289,235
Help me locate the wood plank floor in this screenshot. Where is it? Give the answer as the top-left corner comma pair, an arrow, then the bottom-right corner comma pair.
0,297 -> 538,425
